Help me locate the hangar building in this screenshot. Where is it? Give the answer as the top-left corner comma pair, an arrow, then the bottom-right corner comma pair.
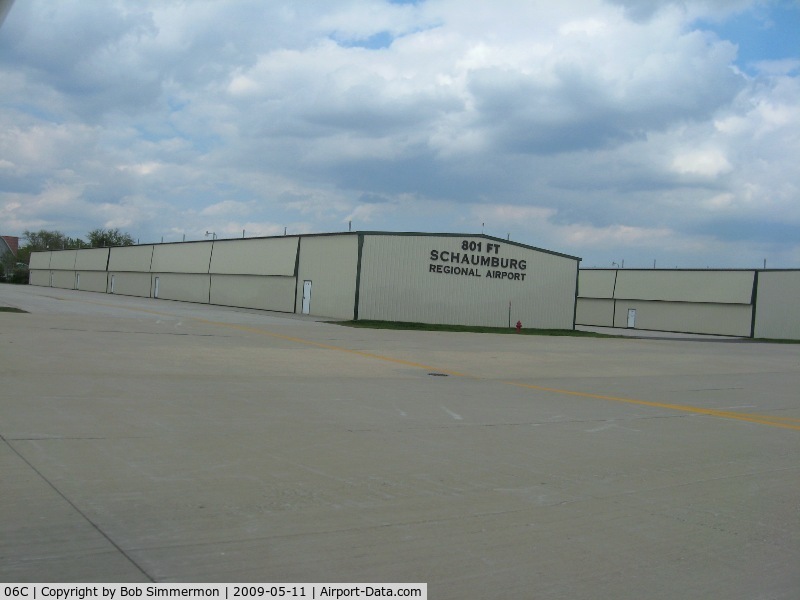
28,232 -> 582,329
577,268 -> 800,340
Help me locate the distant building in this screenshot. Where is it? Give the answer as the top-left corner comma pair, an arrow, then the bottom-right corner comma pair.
1,235 -> 19,258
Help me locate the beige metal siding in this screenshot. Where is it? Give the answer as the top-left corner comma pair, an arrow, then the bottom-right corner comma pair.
576,298 -> 615,326
51,270 -> 76,289
109,272 -> 153,297
74,248 -> 110,271
49,250 -> 77,270
295,235 -> 359,319
613,301 -> 753,336
29,251 -> 52,270
210,237 -> 298,276
210,275 -> 296,312
358,235 -> 577,328
151,242 -> 212,274
614,270 -> 754,303
29,270 -> 51,286
754,271 -> 800,340
108,245 -> 154,272
28,251 -> 52,287
151,273 -> 210,303
579,270 -> 616,299
75,271 -> 108,293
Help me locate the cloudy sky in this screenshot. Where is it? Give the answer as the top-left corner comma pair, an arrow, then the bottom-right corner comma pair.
1,0 -> 798,268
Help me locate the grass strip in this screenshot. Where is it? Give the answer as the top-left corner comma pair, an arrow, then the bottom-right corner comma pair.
331,319 -> 620,337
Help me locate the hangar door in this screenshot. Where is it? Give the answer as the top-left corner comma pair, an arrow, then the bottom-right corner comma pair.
302,280 -> 312,314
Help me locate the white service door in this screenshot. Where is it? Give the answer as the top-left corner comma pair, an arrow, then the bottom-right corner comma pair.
302,280 -> 312,314
154,276 -> 160,298
110,274 -> 115,294
627,308 -> 637,328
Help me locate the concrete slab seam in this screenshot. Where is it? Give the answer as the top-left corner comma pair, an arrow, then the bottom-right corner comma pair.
0,432 -> 156,581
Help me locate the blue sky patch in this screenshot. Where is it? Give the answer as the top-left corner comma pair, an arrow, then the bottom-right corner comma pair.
336,30 -> 396,50
697,2 -> 800,71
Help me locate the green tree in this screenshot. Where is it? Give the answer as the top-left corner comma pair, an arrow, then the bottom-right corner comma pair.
22,229 -> 82,251
18,230 -> 85,264
87,228 -> 135,247
0,247 -> 16,280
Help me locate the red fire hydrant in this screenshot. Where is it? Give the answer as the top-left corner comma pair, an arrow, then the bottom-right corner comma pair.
515,320 -> 522,333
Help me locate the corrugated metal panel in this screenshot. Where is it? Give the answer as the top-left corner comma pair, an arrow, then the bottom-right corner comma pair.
210,275 -> 296,312
108,245 -> 155,272
151,273 -> 211,303
579,270 -> 616,299
295,235 -> 359,319
151,242 -> 212,274
74,248 -> 110,271
29,252 -> 52,270
613,301 -> 752,336
754,271 -> 800,340
209,237 -> 298,276
75,271 -> 108,293
49,250 -> 77,270
358,235 -> 578,328
109,272 -> 152,297
614,270 -> 754,304
575,298 -> 615,326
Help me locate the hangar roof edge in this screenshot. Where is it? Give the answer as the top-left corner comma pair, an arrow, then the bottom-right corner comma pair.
28,230 -> 581,262
354,231 -> 581,262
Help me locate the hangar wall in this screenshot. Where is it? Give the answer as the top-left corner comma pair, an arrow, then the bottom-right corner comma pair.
110,272 -> 152,297
28,251 -> 52,286
27,232 -> 581,328
109,245 -> 155,271
210,237 -> 297,276
108,245 -> 155,297
614,270 -> 754,304
577,268 -> 800,339
28,251 -> 52,271
295,234 -> 359,320
210,275 -> 297,313
26,238 -> 797,338
29,269 -> 52,287
47,249 -> 79,291
152,272 -> 210,303
357,234 -> 579,328
74,248 -> 110,293
575,298 -> 614,327
754,271 -> 800,340
210,237 -> 299,312
577,269 -> 755,336
611,300 -> 753,337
